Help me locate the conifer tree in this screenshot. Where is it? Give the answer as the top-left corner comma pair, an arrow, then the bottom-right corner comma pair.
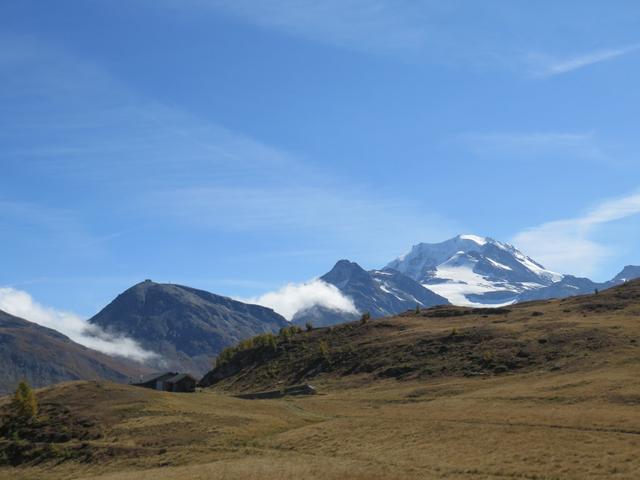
12,381 -> 38,420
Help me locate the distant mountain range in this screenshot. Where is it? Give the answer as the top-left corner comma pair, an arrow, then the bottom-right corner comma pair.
517,265 -> 640,302
88,280 -> 289,375
386,235 -> 639,306
296,235 -> 640,326
2,234 -> 638,393
0,309 -> 146,394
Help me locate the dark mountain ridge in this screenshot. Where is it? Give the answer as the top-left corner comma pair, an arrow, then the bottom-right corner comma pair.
292,260 -> 449,327
88,280 -> 288,375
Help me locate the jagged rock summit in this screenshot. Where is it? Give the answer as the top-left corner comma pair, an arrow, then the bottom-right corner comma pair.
292,260 -> 449,327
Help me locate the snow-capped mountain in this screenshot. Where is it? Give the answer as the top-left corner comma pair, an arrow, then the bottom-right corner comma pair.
320,260 -> 449,316
386,235 -> 562,307
292,260 -> 449,327
292,235 -> 640,327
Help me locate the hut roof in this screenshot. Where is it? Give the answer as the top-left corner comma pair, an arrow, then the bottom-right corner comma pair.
165,373 -> 196,384
134,371 -> 178,385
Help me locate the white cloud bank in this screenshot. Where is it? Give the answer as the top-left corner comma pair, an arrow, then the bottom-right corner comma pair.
245,280 -> 357,321
0,287 -> 156,362
512,191 -> 640,277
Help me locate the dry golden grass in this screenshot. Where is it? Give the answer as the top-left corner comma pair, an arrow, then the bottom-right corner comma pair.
3,365 -> 640,479
2,283 -> 640,479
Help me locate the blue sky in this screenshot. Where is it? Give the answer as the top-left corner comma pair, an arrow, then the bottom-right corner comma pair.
2,0 -> 640,317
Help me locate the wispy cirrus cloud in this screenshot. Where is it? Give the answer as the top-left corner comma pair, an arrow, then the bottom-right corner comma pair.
161,1 -> 640,79
0,34 -> 455,267
143,185 -> 449,242
512,191 -> 640,276
527,44 -> 640,78
164,0 -> 438,55
0,200 -> 116,256
459,132 -> 607,161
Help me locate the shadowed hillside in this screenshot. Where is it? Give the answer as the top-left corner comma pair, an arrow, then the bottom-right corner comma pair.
0,310 -> 147,394
88,280 -> 289,375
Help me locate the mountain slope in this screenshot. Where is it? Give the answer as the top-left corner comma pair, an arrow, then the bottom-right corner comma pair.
516,265 -> 640,302
292,236 -> 640,323
611,265 -> 640,284
0,309 -> 145,394
516,275 -> 599,302
88,280 -> 289,375
7,280 -> 640,479
201,279 -> 640,391
292,260 -> 448,327
386,234 -> 562,306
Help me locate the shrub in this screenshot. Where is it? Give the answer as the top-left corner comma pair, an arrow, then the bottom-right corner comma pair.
215,347 -> 237,368
360,312 -> 371,324
279,325 -> 302,341
267,334 -> 277,349
305,322 -> 314,332
215,333 -> 278,368
319,340 -> 330,361
12,381 -> 38,421
481,350 -> 494,365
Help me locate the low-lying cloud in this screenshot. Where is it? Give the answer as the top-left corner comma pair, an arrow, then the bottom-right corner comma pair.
246,280 -> 358,321
0,287 -> 156,362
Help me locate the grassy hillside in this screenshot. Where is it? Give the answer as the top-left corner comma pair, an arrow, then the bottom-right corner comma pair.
201,280 -> 640,391
1,281 -> 640,479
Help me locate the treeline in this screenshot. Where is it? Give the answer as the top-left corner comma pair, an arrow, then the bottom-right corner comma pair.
215,325 -> 306,368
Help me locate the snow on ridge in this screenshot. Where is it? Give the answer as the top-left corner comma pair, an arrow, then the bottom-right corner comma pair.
424,269 -> 516,307
459,234 -> 487,245
427,258 -> 547,307
374,277 -> 410,302
378,283 -> 405,301
486,258 -> 512,271
513,251 -> 563,282
386,234 -> 565,307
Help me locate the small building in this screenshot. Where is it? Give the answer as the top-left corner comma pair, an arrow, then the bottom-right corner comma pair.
132,372 -> 197,393
283,384 -> 316,396
164,373 -> 197,393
